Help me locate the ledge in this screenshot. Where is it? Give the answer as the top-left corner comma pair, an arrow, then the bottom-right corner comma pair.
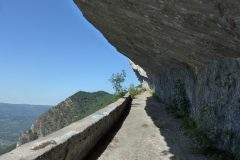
0,94 -> 131,160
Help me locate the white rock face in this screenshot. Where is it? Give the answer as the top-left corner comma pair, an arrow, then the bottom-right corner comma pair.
130,60 -> 150,89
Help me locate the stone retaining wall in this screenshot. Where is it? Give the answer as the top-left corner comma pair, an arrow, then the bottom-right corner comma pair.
0,94 -> 131,160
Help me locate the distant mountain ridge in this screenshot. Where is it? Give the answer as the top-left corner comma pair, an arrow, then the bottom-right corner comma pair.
0,102 -> 50,106
17,91 -> 116,147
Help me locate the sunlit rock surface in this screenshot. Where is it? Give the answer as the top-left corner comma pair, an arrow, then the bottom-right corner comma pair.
130,60 -> 150,89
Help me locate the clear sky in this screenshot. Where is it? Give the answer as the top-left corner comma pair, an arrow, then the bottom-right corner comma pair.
0,0 -> 139,105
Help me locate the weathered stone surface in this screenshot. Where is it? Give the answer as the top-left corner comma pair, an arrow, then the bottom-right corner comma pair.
148,58 -> 240,154
0,94 -> 131,160
75,0 -> 240,73
74,0 -> 240,155
130,60 -> 150,89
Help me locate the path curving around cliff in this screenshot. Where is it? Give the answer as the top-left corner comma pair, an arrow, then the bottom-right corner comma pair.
84,92 -> 208,160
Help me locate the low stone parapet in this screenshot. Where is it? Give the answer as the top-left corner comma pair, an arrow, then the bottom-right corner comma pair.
0,94 -> 131,160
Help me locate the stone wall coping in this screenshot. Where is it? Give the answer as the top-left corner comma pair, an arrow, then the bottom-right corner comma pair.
0,93 -> 130,160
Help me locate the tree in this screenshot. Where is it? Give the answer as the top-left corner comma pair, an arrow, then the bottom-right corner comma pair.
109,70 -> 127,96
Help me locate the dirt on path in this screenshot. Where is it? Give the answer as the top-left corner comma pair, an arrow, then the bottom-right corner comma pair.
85,92 -> 208,160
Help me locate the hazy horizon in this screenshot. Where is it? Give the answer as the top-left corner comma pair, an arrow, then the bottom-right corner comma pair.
0,90 -> 121,106
0,0 -> 139,105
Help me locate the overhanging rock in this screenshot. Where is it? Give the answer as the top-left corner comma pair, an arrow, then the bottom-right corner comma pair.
74,0 -> 240,155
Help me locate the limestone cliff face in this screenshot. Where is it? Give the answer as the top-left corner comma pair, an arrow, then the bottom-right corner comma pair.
74,0 -> 240,155
130,60 -> 150,89
17,91 -> 115,147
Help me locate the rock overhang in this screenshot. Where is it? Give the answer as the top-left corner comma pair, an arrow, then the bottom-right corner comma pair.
73,0 -> 240,155
74,0 -> 240,74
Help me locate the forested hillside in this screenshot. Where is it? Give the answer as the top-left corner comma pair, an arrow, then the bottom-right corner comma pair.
17,91 -> 117,146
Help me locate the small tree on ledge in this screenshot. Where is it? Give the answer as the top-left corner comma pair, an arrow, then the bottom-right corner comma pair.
109,70 -> 127,97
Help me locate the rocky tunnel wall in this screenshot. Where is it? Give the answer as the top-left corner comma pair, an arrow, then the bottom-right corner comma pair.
150,58 -> 240,154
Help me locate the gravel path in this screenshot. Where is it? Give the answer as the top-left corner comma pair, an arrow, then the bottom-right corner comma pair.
85,92 -> 208,160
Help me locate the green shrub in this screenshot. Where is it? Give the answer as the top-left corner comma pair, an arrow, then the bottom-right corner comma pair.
166,79 -> 233,158
193,127 -> 213,152
114,91 -> 128,99
166,79 -> 216,153
234,145 -> 240,160
180,114 -> 214,151
109,70 -> 127,96
168,79 -> 189,118
181,117 -> 197,132
128,84 -> 147,98
149,89 -> 155,95
168,80 -> 210,151
154,94 -> 163,103
181,115 -> 219,156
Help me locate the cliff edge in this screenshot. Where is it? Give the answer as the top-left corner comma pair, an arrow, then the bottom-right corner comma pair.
17,91 -> 116,147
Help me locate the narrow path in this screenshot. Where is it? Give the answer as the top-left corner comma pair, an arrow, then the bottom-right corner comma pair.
85,92 -> 208,160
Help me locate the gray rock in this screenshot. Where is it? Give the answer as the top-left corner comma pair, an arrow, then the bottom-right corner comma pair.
130,60 -> 150,89
74,0 -> 240,155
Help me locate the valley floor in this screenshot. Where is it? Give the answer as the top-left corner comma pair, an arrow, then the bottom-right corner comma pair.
84,92 -> 208,160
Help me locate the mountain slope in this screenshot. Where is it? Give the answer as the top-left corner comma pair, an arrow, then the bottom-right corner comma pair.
17,91 -> 116,146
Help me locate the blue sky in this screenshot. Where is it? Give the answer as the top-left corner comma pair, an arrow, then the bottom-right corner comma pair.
0,0 -> 139,105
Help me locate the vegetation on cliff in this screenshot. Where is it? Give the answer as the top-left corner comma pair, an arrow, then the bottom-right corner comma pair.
109,70 -> 127,97
17,91 -> 117,146
165,80 -> 234,159
128,84 -> 147,98
167,79 -> 190,118
68,91 -> 117,120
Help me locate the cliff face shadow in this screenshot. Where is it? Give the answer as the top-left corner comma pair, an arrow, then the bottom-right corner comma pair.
145,96 -> 207,160
83,99 -> 131,160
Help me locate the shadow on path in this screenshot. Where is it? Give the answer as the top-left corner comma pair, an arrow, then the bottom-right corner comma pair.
83,99 -> 132,160
83,93 -> 209,160
145,96 -> 208,160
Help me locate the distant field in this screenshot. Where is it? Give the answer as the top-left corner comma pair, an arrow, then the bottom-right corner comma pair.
0,103 -> 51,154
